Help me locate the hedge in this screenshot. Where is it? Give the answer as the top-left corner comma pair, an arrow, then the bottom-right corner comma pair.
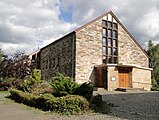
9,89 -> 89,115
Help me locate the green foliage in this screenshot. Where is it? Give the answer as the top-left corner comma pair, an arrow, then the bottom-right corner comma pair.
50,73 -> 79,96
9,89 -> 89,115
0,48 -> 3,64
74,82 -> 93,101
20,69 -> 42,92
151,78 -> 159,91
147,40 -> 159,90
32,69 -> 41,82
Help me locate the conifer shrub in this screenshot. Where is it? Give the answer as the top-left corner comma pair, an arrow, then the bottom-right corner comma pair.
50,73 -> 79,97
9,89 -> 89,115
74,82 -> 93,101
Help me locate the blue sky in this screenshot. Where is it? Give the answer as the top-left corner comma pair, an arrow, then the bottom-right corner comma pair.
0,0 -> 159,55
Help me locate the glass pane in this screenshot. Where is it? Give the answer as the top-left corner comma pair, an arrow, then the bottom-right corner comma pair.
113,31 -> 117,38
113,48 -> 117,56
108,47 -> 111,56
108,38 -> 112,46
103,56 -> 106,63
102,20 -> 107,27
108,56 -> 112,63
102,28 -> 106,36
113,57 -> 117,64
113,40 -> 117,47
103,47 -> 106,55
108,21 -> 112,28
108,29 -> 112,37
113,23 -> 117,29
102,38 -> 106,46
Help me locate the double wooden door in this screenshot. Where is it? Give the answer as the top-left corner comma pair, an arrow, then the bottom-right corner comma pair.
118,70 -> 129,88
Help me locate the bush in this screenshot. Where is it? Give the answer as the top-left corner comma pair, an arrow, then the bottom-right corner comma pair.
19,69 -> 42,92
74,82 -> 93,101
151,78 -> 159,91
9,89 -> 89,115
30,82 -> 53,95
0,81 -> 12,91
50,73 -> 79,97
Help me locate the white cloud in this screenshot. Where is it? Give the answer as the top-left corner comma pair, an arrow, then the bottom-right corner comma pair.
61,0 -> 159,49
0,0 -> 159,55
0,0 -> 77,55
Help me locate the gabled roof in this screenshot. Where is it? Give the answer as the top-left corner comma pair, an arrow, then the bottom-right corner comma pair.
75,10 -> 148,58
41,10 -> 148,58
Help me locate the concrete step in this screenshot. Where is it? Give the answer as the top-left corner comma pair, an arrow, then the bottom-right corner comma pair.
115,87 -> 147,92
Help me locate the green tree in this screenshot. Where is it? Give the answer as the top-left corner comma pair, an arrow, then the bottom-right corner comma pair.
147,40 -> 159,90
0,48 -> 3,64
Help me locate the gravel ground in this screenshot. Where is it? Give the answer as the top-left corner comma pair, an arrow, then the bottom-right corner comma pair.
102,91 -> 159,120
0,93 -> 125,120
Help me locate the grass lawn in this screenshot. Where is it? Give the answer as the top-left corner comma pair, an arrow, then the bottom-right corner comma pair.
0,91 -> 10,95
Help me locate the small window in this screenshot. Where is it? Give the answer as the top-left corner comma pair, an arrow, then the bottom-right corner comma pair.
108,29 -> 112,37
102,28 -> 107,36
103,47 -> 106,55
113,23 -> 117,29
103,56 -> 106,63
108,47 -> 111,56
108,56 -> 112,63
108,21 -> 112,28
112,57 -> 117,64
113,31 -> 117,38
113,40 -> 117,47
102,38 -> 106,46
108,38 -> 112,46
113,48 -> 117,56
102,20 -> 107,27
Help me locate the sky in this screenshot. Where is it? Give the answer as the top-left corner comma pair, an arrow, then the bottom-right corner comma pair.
0,0 -> 159,55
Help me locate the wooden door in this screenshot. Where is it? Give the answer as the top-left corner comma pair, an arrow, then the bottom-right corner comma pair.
96,67 -> 107,88
119,72 -> 129,88
97,69 -> 103,87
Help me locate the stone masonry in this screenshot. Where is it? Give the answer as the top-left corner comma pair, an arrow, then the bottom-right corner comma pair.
118,24 -> 149,68
75,18 -> 103,84
40,33 -> 75,80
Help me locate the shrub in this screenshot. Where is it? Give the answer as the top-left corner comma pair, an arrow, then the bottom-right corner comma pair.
74,82 -> 93,101
0,81 -> 12,91
30,82 -> 53,95
50,73 -> 79,97
9,89 -> 89,115
151,78 -> 159,91
19,69 -> 41,92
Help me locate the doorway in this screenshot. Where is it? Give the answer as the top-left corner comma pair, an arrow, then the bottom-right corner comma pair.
96,67 -> 107,89
118,68 -> 131,88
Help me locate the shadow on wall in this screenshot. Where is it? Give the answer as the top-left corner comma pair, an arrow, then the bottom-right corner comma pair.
89,68 -> 96,86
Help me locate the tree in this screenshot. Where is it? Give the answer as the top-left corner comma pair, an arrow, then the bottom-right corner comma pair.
0,48 -> 3,64
147,40 -> 159,90
0,51 -> 32,79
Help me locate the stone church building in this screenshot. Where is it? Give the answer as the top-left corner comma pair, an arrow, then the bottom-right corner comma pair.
40,11 -> 152,91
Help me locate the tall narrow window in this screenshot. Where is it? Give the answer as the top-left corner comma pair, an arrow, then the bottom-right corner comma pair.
102,19 -> 118,64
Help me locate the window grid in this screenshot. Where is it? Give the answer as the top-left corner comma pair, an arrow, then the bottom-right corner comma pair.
102,19 -> 118,64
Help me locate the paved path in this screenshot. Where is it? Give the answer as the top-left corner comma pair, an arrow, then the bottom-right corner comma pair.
102,91 -> 159,120
0,93 -> 124,120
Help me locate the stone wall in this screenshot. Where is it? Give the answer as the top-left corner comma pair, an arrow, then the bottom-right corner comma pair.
107,66 -> 118,91
118,24 -> 149,68
132,68 -> 151,91
40,33 -> 75,80
75,19 -> 103,84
